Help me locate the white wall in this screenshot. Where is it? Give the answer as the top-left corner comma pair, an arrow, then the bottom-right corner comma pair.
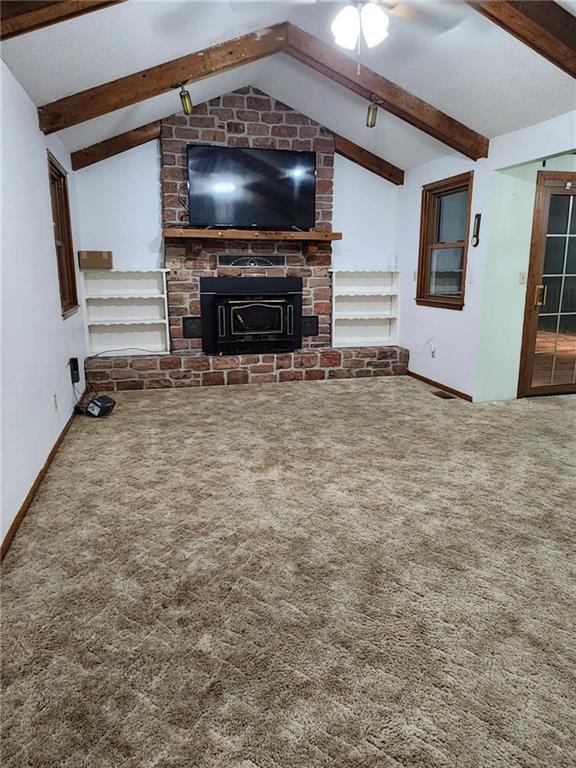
396,154 -> 488,396
332,153 -> 398,269
396,110 -> 576,400
75,141 -> 163,269
0,61 -> 87,543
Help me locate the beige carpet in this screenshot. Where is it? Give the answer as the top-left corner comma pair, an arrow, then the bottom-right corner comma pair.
2,377 -> 575,768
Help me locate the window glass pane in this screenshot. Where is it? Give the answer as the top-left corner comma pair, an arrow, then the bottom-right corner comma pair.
437,190 -> 468,243
561,275 -> 576,313
570,199 -> 576,234
543,237 -> 566,274
566,238 -> 576,274
542,276 -> 562,313
548,195 -> 570,234
428,247 -> 463,296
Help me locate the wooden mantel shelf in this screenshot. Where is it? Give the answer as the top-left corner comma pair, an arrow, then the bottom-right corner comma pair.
163,228 -> 343,242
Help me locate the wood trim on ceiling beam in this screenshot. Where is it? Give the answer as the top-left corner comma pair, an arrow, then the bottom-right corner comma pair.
0,1 -> 126,41
71,120 -> 161,170
284,24 -> 489,160
38,23 -> 287,134
466,1 -> 576,80
70,119 -> 405,186
334,135 -> 404,185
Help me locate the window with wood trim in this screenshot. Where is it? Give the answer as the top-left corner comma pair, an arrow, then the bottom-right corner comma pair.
416,171 -> 473,310
48,152 -> 78,316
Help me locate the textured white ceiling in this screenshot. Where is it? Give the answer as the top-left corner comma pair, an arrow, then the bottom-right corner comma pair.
2,0 -> 575,168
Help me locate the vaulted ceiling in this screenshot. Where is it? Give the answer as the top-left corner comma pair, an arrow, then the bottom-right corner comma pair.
2,0 -> 575,170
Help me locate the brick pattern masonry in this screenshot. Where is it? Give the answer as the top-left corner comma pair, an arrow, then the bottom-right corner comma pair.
86,348 -> 409,391
162,86 -> 334,351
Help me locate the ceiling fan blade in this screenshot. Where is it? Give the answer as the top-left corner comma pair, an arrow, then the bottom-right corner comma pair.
385,1 -> 466,35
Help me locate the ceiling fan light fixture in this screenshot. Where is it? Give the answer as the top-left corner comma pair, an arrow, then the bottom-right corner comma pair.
179,84 -> 193,116
330,4 -> 361,50
360,2 -> 389,48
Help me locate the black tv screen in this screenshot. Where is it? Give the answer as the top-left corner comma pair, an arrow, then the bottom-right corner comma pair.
187,145 -> 316,230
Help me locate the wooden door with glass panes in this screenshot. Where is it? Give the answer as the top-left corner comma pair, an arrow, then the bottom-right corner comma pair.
519,171 -> 576,396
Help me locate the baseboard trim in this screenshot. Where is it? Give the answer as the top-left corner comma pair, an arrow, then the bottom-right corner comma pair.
1,410 -> 77,562
408,370 -> 473,402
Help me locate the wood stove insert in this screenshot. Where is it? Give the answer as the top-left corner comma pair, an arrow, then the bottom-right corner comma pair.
200,277 -> 303,355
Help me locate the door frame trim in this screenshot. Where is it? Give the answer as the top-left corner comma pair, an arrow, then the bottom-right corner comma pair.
518,170 -> 576,397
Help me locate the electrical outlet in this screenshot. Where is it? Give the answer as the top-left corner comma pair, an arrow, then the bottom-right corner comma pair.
519,272 -> 527,285
53,394 -> 58,411
430,345 -> 437,358
413,270 -> 417,281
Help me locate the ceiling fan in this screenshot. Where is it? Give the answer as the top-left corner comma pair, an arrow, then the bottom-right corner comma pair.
331,1 -> 465,50
330,1 -> 464,128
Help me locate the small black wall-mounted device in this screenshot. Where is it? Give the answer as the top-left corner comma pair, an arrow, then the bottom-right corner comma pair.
471,214 -> 481,247
69,357 -> 80,384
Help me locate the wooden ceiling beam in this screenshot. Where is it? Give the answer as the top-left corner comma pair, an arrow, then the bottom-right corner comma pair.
284,24 -> 489,160
69,117 -> 406,187
71,120 -> 161,170
0,1 -> 125,41
334,135 -> 404,185
38,23 -> 287,134
38,21 -> 488,159
466,1 -> 576,79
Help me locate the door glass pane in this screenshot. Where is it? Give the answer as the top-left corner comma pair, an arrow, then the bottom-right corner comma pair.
566,238 -> 576,274
553,315 -> 576,385
437,190 -> 468,243
543,237 -> 566,274
561,275 -> 576,312
542,276 -> 562,313
548,195 -> 570,234
535,315 -> 557,353
428,248 -> 463,296
570,199 -> 576,234
531,191 -> 576,390
557,314 -> 576,350
532,354 -> 554,386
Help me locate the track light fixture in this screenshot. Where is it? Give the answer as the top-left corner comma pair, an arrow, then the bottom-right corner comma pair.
179,84 -> 193,116
366,97 -> 378,128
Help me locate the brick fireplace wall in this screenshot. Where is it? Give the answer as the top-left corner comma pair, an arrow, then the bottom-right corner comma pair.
84,86 -> 410,391
161,86 -> 334,351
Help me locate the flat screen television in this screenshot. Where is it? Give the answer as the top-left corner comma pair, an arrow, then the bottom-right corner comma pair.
187,145 -> 316,230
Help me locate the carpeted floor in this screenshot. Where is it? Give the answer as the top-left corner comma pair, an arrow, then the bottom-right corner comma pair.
1,377 -> 575,768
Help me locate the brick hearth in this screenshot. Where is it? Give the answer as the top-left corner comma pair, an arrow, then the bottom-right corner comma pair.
86,348 -> 409,391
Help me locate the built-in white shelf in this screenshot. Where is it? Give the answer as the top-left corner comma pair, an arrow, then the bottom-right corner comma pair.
334,289 -> 397,297
87,319 -> 167,326
89,347 -> 168,357
83,269 -> 169,356
86,292 -> 165,299
335,312 -> 394,320
332,270 -> 399,348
